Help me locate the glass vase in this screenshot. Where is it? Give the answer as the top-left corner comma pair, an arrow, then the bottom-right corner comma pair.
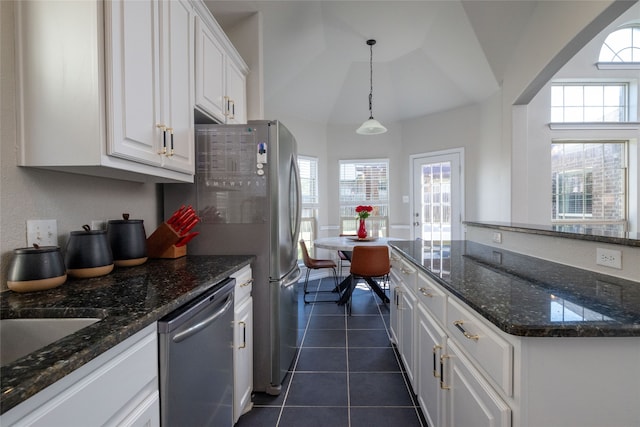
357,218 -> 367,239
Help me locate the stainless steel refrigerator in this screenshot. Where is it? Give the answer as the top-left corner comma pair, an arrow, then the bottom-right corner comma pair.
163,120 -> 301,395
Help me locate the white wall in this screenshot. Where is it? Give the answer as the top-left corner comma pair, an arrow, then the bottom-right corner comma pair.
401,96 -> 508,224
325,123 -> 406,238
507,0 -> 636,223
0,1 -> 159,290
466,224 -> 640,281
515,1 -> 640,230
218,11 -> 264,121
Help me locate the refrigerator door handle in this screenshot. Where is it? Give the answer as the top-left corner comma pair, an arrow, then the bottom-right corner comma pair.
289,155 -> 302,245
280,265 -> 301,287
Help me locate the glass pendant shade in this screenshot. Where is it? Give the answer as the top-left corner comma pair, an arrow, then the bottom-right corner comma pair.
356,118 -> 387,135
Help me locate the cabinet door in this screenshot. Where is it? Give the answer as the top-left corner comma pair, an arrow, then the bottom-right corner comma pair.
389,275 -> 400,345
399,286 -> 416,389
106,0 -> 162,166
417,306 -> 447,427
226,60 -> 247,124
161,0 -> 194,174
234,297 -> 253,423
194,15 -> 226,122
443,340 -> 511,427
116,391 -> 160,427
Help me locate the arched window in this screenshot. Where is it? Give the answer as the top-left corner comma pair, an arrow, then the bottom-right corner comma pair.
598,25 -> 640,63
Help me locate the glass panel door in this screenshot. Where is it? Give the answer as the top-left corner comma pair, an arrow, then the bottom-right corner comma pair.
412,151 -> 462,244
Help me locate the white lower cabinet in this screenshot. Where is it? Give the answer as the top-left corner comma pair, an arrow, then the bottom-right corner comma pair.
397,249 -> 640,427
0,324 -> 159,427
389,262 -> 417,389
398,285 -> 417,388
443,340 -> 511,427
232,266 -> 254,423
417,305 -> 447,427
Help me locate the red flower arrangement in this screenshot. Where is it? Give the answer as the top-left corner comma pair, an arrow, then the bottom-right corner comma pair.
355,205 -> 373,219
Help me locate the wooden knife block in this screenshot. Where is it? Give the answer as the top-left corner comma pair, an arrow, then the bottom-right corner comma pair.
147,222 -> 187,259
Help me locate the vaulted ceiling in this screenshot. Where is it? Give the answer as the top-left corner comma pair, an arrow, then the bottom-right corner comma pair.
206,1 -> 539,126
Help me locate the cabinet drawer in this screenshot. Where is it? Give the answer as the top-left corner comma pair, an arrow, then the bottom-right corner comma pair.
232,266 -> 253,305
391,253 -> 417,292
417,272 -> 446,324
446,298 -> 513,396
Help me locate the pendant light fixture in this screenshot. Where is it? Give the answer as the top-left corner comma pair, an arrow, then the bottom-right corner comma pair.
356,39 -> 387,135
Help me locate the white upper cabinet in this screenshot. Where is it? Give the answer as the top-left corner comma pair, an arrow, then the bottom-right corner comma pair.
193,2 -> 248,124
105,0 -> 195,174
194,15 -> 226,121
226,60 -> 247,124
16,0 -> 194,183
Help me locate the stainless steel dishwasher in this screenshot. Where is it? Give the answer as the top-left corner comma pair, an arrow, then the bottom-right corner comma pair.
158,277 -> 235,427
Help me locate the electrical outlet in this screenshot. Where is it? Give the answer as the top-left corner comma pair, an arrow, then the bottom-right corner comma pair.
91,220 -> 107,230
492,232 -> 502,243
26,219 -> 58,247
596,248 -> 622,269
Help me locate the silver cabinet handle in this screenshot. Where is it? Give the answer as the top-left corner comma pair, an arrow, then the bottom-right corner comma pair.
453,320 -> 479,341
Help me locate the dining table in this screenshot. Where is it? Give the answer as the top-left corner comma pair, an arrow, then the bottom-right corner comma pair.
313,236 -> 392,305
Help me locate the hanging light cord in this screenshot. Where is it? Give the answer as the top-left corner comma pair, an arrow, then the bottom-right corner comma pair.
367,41 -> 374,119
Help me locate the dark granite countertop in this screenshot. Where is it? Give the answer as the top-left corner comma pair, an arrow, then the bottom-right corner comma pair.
0,255 -> 254,415
388,240 -> 640,338
464,220 -> 640,247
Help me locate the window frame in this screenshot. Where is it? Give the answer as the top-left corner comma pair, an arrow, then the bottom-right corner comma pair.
550,82 -> 630,123
297,155 -> 319,256
338,158 -> 390,235
550,140 -> 628,228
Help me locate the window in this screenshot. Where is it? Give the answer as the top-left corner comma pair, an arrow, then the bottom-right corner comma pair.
297,156 -> 318,255
551,83 -> 628,122
598,25 -> 640,63
339,159 -> 389,236
551,142 -> 627,226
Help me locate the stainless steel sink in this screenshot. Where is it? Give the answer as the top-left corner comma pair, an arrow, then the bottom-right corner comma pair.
0,318 -> 101,366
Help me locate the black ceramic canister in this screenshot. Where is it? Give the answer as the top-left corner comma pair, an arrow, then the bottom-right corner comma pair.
7,245 -> 67,292
65,225 -> 114,278
107,213 -> 148,267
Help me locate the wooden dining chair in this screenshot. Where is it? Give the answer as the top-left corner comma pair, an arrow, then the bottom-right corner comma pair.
299,240 -> 340,304
347,245 -> 391,314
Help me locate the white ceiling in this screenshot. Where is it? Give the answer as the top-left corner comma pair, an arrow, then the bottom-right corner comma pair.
205,1 -> 539,126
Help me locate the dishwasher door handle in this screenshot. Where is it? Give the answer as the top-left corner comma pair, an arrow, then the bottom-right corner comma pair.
172,295 -> 233,343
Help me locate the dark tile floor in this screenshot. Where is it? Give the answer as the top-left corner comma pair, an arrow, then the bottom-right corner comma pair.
236,277 -> 427,427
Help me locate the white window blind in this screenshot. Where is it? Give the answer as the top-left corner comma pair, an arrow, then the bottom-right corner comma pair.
339,159 -> 389,218
297,156 -> 319,255
298,156 -> 318,206
551,142 -> 627,227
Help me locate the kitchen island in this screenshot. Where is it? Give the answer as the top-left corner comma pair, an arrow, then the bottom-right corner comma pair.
0,255 -> 254,416
387,239 -> 639,427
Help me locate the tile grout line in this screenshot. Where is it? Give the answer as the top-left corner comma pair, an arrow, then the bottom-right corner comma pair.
344,282 -> 352,427
274,279 -> 320,427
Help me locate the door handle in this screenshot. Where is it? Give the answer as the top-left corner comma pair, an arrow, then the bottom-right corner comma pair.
172,295 -> 233,343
